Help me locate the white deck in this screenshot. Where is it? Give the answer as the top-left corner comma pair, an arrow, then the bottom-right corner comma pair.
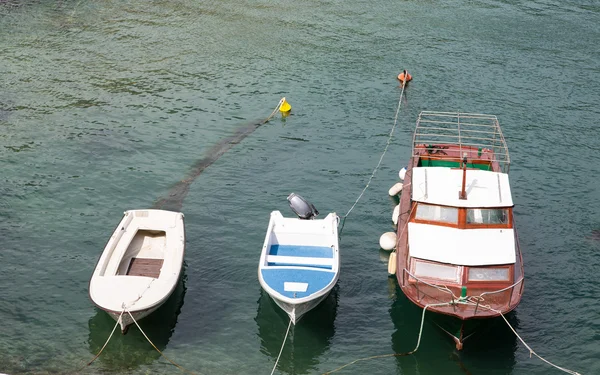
89,209 -> 185,313
411,167 -> 513,208
408,223 -> 516,266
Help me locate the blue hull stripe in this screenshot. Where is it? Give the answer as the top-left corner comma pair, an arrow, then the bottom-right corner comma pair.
261,268 -> 335,299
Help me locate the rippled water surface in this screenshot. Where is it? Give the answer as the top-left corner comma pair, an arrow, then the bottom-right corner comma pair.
1,0 -> 599,374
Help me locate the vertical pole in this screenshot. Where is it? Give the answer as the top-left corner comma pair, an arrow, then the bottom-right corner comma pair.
459,153 -> 468,200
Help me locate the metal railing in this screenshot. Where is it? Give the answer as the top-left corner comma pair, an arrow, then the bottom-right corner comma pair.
473,277 -> 524,315
403,268 -> 524,316
403,268 -> 457,304
412,111 -> 510,173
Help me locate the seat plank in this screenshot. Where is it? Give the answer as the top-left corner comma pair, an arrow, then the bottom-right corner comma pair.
126,257 -> 164,278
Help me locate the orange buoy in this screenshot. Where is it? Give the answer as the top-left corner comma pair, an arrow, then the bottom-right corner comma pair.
397,70 -> 412,85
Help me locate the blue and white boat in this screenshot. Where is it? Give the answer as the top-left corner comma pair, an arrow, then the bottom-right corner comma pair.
258,194 -> 340,324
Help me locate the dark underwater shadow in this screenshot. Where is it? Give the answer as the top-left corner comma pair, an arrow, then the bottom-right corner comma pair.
87,266 -> 187,371
388,278 -> 517,374
153,119 -> 267,212
255,286 -> 338,375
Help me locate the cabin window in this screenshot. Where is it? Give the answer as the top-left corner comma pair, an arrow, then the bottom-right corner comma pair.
415,204 -> 458,224
466,208 -> 508,225
413,260 -> 460,282
467,267 -> 510,282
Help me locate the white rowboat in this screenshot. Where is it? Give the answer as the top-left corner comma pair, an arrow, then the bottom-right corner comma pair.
89,209 -> 185,333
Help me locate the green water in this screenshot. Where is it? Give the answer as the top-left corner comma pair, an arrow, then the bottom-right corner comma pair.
1,0 -> 599,374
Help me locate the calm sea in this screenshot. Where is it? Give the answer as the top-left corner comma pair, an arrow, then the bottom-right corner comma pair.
1,0 -> 599,374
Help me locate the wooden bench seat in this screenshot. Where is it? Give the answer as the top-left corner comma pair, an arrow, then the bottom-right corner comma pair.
126,257 -> 164,278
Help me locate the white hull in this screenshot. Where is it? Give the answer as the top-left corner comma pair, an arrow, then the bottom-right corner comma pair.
258,211 -> 340,325
109,305 -> 162,332
89,209 -> 185,332
270,290 -> 331,324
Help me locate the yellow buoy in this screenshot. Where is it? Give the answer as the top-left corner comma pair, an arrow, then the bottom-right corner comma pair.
279,97 -> 291,113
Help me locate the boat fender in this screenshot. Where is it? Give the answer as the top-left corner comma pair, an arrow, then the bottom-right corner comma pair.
388,182 -> 403,196
392,204 -> 400,225
398,167 -> 407,181
379,231 -> 397,251
387,252 -> 397,275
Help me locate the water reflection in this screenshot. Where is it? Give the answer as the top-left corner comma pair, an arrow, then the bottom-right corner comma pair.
87,269 -> 187,370
255,286 -> 338,375
389,279 -> 517,374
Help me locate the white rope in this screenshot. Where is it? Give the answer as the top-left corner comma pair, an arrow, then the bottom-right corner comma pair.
126,310 -> 200,375
410,302 -> 451,353
81,309 -> 124,370
122,278 -> 155,311
270,318 -> 293,375
321,301 -> 449,375
342,78 -> 408,220
464,299 -> 582,375
263,98 -> 284,124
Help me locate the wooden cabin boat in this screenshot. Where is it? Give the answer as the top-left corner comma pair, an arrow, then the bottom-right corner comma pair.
258,195 -> 340,324
89,209 -> 185,333
394,111 -> 524,349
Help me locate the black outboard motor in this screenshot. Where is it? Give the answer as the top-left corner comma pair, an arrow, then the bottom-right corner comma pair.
287,193 -> 319,220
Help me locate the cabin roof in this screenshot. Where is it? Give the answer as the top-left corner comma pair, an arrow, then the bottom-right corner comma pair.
411,167 -> 513,208
408,223 -> 516,266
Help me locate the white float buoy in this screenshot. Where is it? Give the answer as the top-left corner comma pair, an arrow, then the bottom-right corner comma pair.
379,231 -> 397,251
398,167 -> 407,181
388,182 -> 403,196
388,252 -> 397,275
392,204 -> 400,225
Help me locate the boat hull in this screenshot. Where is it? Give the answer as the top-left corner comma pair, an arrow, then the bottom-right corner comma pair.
269,290 -> 332,325
107,304 -> 162,333
393,113 -> 524,349
258,211 -> 340,325
89,209 -> 186,334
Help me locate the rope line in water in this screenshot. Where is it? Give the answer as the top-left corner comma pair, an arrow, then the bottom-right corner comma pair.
339,78 -> 408,235
464,299 -> 582,375
80,309 -> 124,371
322,297 -> 582,375
126,310 -> 201,375
321,302 -> 450,374
270,318 -> 293,375
263,98 -> 284,124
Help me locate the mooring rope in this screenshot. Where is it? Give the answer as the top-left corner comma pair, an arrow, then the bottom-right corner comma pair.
270,318 -> 293,375
126,310 -> 201,375
338,77 -> 408,236
79,309 -> 125,371
321,302 -> 450,375
464,298 -> 582,375
263,98 -> 284,124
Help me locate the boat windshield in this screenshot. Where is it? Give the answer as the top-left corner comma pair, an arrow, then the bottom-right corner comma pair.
466,208 -> 508,225
415,203 -> 458,224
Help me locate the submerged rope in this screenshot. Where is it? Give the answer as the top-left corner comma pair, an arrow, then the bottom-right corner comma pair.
80,309 -> 125,371
127,310 -> 200,375
338,77 -> 408,236
270,318 -> 293,375
321,302 -> 450,374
